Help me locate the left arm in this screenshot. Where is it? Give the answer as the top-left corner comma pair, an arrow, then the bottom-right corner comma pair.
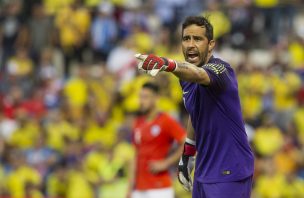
149,141 -> 184,174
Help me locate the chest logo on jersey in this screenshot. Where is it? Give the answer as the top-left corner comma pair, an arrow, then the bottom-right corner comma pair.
222,170 -> 231,175
150,125 -> 161,137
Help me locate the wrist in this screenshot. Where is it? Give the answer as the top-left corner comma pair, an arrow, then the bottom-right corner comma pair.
163,159 -> 171,169
184,138 -> 196,156
186,138 -> 196,146
162,57 -> 177,72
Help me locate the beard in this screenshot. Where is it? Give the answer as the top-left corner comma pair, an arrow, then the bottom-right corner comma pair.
197,48 -> 209,66
138,107 -> 151,116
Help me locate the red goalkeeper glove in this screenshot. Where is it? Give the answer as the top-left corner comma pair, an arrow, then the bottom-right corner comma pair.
135,54 -> 177,76
178,138 -> 196,192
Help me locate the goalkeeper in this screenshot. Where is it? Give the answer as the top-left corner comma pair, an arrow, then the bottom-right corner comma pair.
135,16 -> 254,198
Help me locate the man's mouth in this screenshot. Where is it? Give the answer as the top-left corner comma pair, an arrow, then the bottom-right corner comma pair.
187,52 -> 199,63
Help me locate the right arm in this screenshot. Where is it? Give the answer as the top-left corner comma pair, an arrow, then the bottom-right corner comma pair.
135,54 -> 210,86
172,61 -> 211,86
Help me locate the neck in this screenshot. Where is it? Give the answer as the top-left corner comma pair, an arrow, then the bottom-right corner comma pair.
205,53 -> 213,64
145,107 -> 158,121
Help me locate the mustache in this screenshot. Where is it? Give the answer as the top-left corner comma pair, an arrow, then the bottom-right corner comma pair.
186,47 -> 198,52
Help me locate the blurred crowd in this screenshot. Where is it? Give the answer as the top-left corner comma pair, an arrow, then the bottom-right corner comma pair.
0,0 -> 304,197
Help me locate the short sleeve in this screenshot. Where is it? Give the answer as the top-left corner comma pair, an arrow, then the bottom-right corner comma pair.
164,115 -> 186,143
202,63 -> 231,91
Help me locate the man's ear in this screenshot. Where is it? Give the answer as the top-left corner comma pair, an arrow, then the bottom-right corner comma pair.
208,40 -> 215,52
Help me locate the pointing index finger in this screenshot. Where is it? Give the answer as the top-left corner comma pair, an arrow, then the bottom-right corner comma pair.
135,53 -> 147,61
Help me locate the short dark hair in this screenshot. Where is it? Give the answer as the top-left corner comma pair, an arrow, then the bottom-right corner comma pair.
142,82 -> 159,94
182,16 -> 213,41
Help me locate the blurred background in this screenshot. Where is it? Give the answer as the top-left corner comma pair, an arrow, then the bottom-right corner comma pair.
0,0 -> 304,197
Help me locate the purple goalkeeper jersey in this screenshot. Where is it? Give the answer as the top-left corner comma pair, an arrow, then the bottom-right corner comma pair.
180,56 -> 254,183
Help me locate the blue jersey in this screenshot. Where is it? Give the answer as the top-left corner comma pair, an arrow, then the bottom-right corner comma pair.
180,56 -> 254,183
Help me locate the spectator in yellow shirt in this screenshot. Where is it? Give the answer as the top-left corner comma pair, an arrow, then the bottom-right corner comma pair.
6,150 -> 42,198
43,0 -> 74,15
9,112 -> 40,150
84,129 -> 134,198
253,114 -> 284,157
54,1 -> 90,75
288,38 -> 304,69
45,110 -> 80,152
254,156 -> 304,198
7,47 -> 33,78
63,66 -> 89,120
272,68 -> 301,131
202,2 -> 231,39
238,68 -> 269,121
273,134 -> 302,176
66,162 -> 94,198
46,162 -> 68,198
253,157 -> 287,198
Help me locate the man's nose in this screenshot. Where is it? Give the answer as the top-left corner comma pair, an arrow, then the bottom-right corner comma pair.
188,38 -> 195,47
186,41 -> 196,50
